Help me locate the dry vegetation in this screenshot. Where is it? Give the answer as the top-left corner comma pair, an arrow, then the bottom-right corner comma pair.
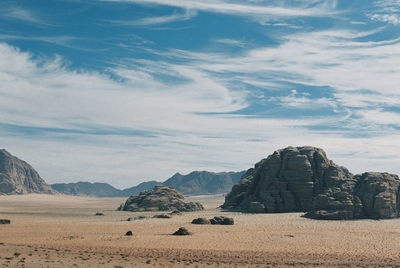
0,194 -> 400,267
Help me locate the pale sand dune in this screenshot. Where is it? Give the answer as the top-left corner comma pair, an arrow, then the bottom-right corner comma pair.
1,194 -> 400,267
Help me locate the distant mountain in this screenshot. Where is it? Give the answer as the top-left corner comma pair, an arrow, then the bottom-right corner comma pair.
163,171 -> 246,195
51,181 -> 121,197
0,149 -> 54,194
51,170 -> 245,197
120,180 -> 160,196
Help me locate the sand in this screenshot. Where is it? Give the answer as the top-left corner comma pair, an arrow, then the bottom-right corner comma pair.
1,194 -> 400,267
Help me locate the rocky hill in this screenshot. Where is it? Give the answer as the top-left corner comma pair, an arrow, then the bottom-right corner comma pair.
119,185 -> 204,212
163,171 -> 245,195
51,182 -> 121,197
222,146 -> 400,220
0,149 -> 54,194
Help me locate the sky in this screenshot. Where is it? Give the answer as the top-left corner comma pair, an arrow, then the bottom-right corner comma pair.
1,0 -> 400,188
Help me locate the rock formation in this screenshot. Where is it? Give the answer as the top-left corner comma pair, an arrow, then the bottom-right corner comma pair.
222,146 -> 400,220
0,149 -> 54,194
0,219 -> 10,224
119,185 -> 204,212
191,218 -> 211,224
173,227 -> 191,235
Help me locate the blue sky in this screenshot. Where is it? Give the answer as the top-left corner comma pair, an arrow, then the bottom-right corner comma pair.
1,0 -> 400,188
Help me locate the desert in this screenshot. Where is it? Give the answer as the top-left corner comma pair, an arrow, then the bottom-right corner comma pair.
1,194 -> 400,268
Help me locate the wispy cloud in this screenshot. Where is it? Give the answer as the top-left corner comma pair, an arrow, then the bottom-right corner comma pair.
109,10 -> 196,26
0,7 -> 48,25
101,0 -> 340,24
369,0 -> 400,25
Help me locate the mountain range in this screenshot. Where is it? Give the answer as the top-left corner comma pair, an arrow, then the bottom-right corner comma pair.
52,170 -> 245,197
0,148 -> 246,197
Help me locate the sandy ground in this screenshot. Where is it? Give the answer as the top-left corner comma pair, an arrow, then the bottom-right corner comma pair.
0,194 -> 400,267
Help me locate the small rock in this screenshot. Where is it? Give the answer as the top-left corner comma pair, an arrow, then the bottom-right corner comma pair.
153,214 -> 171,218
125,231 -> 133,236
173,227 -> 191,236
0,219 -> 10,224
95,212 -> 104,216
210,216 -> 234,225
191,218 -> 211,224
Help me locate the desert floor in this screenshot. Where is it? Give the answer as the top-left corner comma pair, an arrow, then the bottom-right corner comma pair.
0,194 -> 400,267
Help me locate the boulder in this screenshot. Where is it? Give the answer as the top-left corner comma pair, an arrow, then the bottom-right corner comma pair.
125,231 -> 133,236
120,185 -> 204,212
223,146 -> 400,220
210,216 -> 234,225
0,219 -> 10,224
173,227 -> 191,235
191,218 -> 211,224
153,214 -> 171,219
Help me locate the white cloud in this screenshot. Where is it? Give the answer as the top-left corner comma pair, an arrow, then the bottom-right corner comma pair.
101,0 -> 339,24
0,7 -> 47,25
109,10 -> 196,26
3,21 -> 400,187
370,0 -> 400,25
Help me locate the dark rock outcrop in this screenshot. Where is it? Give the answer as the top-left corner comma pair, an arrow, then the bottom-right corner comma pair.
210,216 -> 234,225
125,231 -> 133,236
153,214 -> 171,218
173,227 -> 191,236
120,185 -> 204,212
191,216 -> 234,225
0,149 -> 54,194
223,146 -> 400,220
191,218 -> 211,224
0,219 -> 10,224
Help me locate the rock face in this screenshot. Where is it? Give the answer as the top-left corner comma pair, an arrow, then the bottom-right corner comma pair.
222,146 -> 400,220
0,149 -> 54,194
120,185 -> 204,212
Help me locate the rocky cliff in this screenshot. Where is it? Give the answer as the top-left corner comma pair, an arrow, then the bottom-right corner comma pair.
222,146 -> 400,220
0,149 -> 54,194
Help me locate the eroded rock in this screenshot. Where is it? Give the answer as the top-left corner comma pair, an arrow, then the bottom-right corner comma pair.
223,146 -> 400,220
120,185 -> 204,212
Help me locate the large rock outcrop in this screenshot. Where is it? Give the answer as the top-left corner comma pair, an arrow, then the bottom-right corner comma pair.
119,185 -> 204,212
222,146 -> 400,220
0,149 -> 54,194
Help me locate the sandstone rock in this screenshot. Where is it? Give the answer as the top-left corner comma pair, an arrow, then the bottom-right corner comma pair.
173,227 -> 191,235
210,216 -> 234,225
191,218 -> 211,224
0,149 -> 54,194
222,146 -> 351,213
120,185 -> 204,212
223,146 -> 400,220
0,219 -> 10,224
